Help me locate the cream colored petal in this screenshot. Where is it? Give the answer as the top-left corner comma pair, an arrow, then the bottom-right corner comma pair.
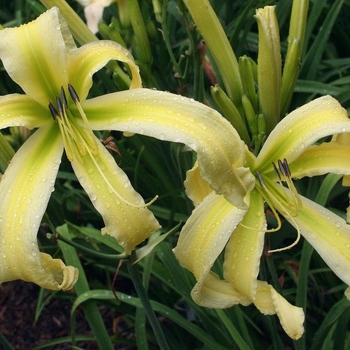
191,272 -> 251,308
0,124 -> 78,290
69,41 -> 141,101
173,192 -> 250,308
184,161 -> 212,205
173,192 -> 246,280
291,195 -> 350,286
288,142 -> 350,178
255,96 -> 350,173
0,8 -> 73,105
255,281 -> 304,340
84,89 -> 255,208
71,136 -> 160,255
224,189 -> 266,300
0,94 -> 50,130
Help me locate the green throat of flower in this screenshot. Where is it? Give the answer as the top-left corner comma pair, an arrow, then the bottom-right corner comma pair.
255,159 -> 303,253
48,85 -> 157,209
49,84 -> 97,164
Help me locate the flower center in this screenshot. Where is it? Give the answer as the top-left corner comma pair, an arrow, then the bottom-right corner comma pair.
48,85 -> 157,209
256,159 -> 303,253
48,84 -> 97,163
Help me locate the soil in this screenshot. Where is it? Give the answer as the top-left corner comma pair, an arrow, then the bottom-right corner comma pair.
0,281 -> 126,350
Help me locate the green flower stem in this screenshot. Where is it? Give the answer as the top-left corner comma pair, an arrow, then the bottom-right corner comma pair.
215,309 -> 251,349
280,0 -> 309,115
0,131 -> 14,172
182,0 -> 243,108
128,0 -> 152,66
255,6 -> 281,135
127,259 -> 170,350
39,0 -> 97,44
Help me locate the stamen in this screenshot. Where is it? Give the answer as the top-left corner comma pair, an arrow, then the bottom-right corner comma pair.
56,96 -> 64,117
82,137 -> 158,208
268,213 -> 301,253
256,171 -> 265,188
61,86 -> 68,109
67,84 -> 97,152
68,83 -> 80,103
278,158 -> 289,178
283,158 -> 291,177
272,162 -> 282,181
48,101 -> 59,120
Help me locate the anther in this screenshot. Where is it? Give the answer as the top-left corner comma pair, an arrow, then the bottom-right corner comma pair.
48,101 -> 59,120
68,83 -> 80,103
56,96 -> 64,117
272,162 -> 282,181
278,159 -> 288,178
256,171 -> 265,188
60,86 -> 68,109
283,158 -> 291,177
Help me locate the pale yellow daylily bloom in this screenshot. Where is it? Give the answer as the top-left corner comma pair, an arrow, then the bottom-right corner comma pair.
0,8 -> 248,290
76,0 -> 116,33
174,95 -> 350,339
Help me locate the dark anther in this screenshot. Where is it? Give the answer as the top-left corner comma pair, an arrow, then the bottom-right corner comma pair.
56,96 -> 64,117
48,101 -> 59,120
60,86 -> 68,109
283,158 -> 291,177
68,83 -> 80,103
278,159 -> 288,178
256,171 -> 265,188
272,162 -> 281,181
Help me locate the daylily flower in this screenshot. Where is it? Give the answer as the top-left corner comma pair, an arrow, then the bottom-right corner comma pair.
173,95 -> 350,339
0,8 -> 247,290
76,0 -> 116,33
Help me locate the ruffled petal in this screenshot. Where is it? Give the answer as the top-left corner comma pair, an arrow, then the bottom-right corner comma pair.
255,281 -> 304,340
255,96 -> 350,173
224,189 -> 266,299
0,94 -> 50,129
0,124 -> 78,290
0,7 -> 74,105
291,195 -> 350,287
190,272 -> 251,308
84,89 -> 255,208
69,41 -> 141,101
288,142 -> 350,178
174,192 -> 246,280
173,192 -> 247,306
184,161 -> 212,205
71,136 -> 160,254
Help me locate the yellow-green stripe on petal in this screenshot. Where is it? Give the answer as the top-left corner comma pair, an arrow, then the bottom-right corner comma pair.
0,124 -> 78,290
288,142 -> 350,179
71,136 -> 160,254
173,192 -> 246,295
293,195 -> 350,287
0,95 -> 49,130
84,89 -> 255,209
224,189 -> 266,300
0,9 -> 70,105
255,95 -> 350,173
